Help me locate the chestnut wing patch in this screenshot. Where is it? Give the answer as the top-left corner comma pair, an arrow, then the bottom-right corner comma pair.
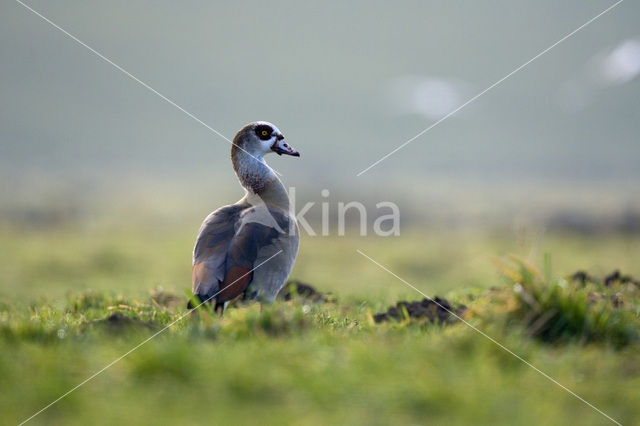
193,205 -> 291,302
218,220 -> 282,301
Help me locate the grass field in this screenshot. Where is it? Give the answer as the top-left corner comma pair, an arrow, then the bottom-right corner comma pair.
1,219 -> 639,425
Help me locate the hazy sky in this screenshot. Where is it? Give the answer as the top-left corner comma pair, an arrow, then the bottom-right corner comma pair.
1,1 -> 639,204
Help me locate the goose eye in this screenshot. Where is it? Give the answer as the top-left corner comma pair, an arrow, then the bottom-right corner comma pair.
255,126 -> 272,140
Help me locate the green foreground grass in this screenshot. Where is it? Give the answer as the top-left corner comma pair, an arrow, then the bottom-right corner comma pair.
1,223 -> 639,425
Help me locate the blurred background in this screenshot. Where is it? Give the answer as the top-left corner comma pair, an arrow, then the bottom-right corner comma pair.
1,0 -> 638,300
3,4 -> 639,425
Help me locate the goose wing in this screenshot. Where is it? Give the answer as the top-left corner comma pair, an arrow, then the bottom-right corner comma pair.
192,203 -> 291,302
192,204 -> 244,298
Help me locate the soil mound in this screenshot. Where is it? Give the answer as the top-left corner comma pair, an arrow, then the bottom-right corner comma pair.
374,297 -> 466,323
570,270 -> 640,288
95,312 -> 158,332
278,280 -> 334,302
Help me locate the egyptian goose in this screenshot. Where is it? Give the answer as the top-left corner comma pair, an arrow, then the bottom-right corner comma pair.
191,121 -> 300,312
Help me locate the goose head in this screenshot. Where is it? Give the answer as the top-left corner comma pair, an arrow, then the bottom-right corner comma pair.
232,121 -> 300,159
231,121 -> 300,195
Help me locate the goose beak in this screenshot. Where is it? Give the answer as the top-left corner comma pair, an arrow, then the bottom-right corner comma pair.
271,138 -> 300,157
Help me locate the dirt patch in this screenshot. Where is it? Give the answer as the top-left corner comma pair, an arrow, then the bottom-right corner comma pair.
150,287 -> 182,308
278,280 -> 334,302
94,312 -> 158,332
570,270 -> 640,288
373,297 -> 466,323
569,270 -> 640,310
